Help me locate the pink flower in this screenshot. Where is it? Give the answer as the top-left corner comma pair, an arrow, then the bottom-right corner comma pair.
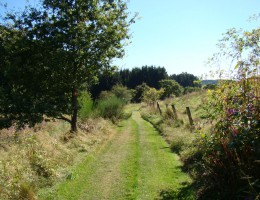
226,108 -> 237,116
232,128 -> 238,137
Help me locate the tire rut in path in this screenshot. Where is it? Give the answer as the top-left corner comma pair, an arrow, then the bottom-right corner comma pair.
48,110 -> 193,200
78,118 -> 139,200
131,111 -> 192,200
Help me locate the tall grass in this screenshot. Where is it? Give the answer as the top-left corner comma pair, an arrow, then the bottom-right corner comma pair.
78,92 -> 93,120
94,95 -> 125,121
141,88 -> 260,199
0,117 -> 114,199
140,92 -> 208,197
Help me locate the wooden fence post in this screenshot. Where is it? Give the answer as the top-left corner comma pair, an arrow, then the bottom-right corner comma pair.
171,104 -> 178,120
157,102 -> 162,115
186,107 -> 193,126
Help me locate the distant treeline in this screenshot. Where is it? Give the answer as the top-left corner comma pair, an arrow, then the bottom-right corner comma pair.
90,65 -> 201,98
201,80 -> 218,85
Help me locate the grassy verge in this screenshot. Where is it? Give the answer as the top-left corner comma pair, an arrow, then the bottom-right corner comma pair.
0,99 -> 198,199
140,91 -> 207,187
0,118 -> 114,200
38,108 -> 194,200
38,116 -> 139,200
131,111 -> 195,199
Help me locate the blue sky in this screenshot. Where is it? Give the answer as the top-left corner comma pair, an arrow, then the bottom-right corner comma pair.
117,0 -> 260,77
1,0 -> 260,77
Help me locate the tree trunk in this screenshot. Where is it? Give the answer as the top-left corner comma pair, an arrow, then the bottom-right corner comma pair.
71,86 -> 78,132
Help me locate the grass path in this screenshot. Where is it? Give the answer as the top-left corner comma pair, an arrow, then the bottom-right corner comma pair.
39,110 -> 193,199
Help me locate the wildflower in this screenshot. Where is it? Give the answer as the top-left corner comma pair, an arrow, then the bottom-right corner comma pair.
226,108 -> 237,116
232,128 -> 238,137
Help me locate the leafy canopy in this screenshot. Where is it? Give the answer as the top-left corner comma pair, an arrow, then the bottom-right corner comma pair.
142,87 -> 164,105
0,0 -> 133,129
159,79 -> 183,98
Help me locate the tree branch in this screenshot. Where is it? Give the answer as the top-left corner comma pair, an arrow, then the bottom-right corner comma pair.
56,116 -> 71,123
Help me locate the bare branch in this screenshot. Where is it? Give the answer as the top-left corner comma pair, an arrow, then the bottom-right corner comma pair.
56,116 -> 71,123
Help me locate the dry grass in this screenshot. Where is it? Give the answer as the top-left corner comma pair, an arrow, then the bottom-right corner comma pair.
0,118 -> 114,200
140,91 -> 209,175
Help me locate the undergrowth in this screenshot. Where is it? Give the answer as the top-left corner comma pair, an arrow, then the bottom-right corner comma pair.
93,95 -> 125,122
140,91 -> 208,198
140,87 -> 260,199
0,118 -> 114,199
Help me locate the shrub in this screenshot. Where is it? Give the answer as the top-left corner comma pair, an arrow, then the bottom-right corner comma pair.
111,84 -> 133,103
99,90 -> 114,100
198,80 -> 260,199
78,92 -> 93,119
142,87 -> 164,106
203,83 -> 217,90
132,83 -> 150,103
197,25 -> 260,199
159,79 -> 183,98
183,86 -> 201,94
94,95 -> 125,121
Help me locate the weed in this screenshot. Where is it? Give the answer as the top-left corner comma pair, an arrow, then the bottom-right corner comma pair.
164,107 -> 175,120
78,92 -> 93,120
26,137 -> 55,179
173,119 -> 184,128
156,189 -> 177,200
0,117 -> 114,199
19,183 -> 35,200
170,139 -> 185,154
94,95 -> 125,120
140,91 -> 207,198
196,79 -> 260,199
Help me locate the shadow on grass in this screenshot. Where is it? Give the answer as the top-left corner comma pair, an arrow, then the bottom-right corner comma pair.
156,183 -> 196,200
160,146 -> 170,150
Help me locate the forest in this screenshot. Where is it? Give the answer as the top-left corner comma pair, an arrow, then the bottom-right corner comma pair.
0,0 -> 259,199
90,67 -> 201,99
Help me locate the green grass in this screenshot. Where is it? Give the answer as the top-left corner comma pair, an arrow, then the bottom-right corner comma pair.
38,117 -> 139,199
132,111 -> 194,199
0,117 -> 116,199
116,117 -> 140,199
140,91 -> 207,180
38,109 -> 194,200
78,92 -> 93,119
94,95 -> 125,121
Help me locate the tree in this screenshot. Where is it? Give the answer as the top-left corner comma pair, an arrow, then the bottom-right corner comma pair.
159,79 -> 183,98
142,87 -> 164,106
120,66 -> 168,89
0,0 -> 134,131
0,25 -> 56,128
132,83 -> 149,103
170,72 -> 200,87
111,84 -> 133,103
90,66 -> 121,99
89,65 -> 168,99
